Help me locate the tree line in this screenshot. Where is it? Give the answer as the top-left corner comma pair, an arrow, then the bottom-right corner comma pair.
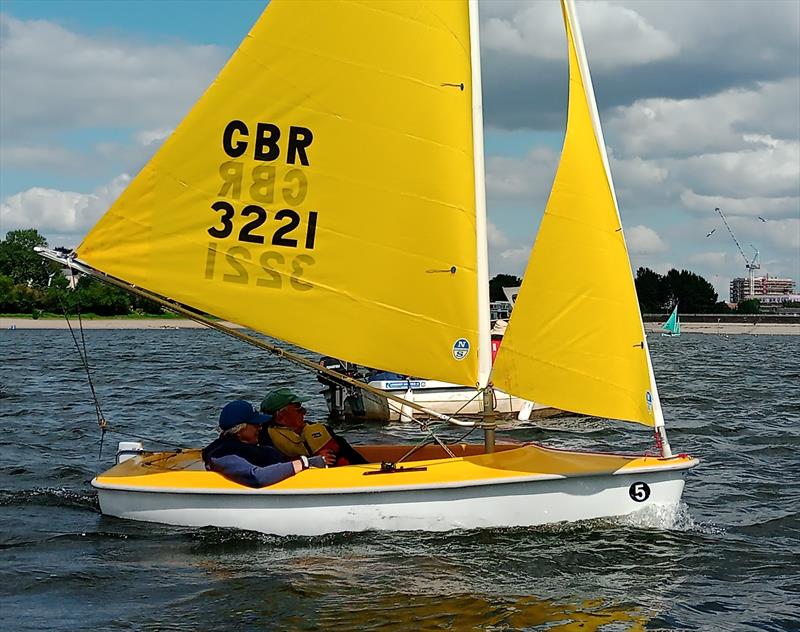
0,229 -> 164,317
2,228 -> 760,316
489,269 -> 761,314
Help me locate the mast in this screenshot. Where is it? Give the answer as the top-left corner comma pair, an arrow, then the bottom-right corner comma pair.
470,0 -> 491,389
469,0 -> 495,452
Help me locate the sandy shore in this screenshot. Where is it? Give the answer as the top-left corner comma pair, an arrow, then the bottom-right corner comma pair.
643,322 -> 798,335
2,317 -> 798,335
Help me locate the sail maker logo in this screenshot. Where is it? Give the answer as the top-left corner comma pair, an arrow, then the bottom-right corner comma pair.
452,338 -> 470,360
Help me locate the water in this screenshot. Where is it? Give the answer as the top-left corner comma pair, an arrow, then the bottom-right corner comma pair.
1,329 -> 798,631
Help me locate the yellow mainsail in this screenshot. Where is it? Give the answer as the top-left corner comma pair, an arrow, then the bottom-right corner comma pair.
491,0 -> 659,426
76,1 -> 483,387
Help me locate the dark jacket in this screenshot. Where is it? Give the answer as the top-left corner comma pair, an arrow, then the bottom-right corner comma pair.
202,435 -> 296,488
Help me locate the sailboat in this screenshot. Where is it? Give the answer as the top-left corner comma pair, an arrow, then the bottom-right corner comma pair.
39,0 -> 697,535
661,305 -> 681,337
316,362 -> 555,423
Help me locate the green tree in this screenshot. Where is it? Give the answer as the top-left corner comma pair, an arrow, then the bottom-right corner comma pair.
0,273 -> 44,314
0,274 -> 20,312
634,267 -> 667,312
489,274 -> 522,302
69,277 -> 131,315
0,229 -> 53,288
736,299 -> 761,314
662,269 -> 718,313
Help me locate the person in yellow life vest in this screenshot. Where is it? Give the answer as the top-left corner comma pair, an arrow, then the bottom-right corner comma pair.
259,388 -> 367,467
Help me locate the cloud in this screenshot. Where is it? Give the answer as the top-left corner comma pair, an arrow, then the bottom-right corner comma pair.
486,147 -> 559,203
1,175 -> 130,244
687,251 -> 730,268
482,1 -> 679,70
490,247 -> 530,278
0,14 -> 227,142
481,1 -> 800,131
606,79 -> 800,160
680,190 -> 799,219
626,225 -> 667,255
135,128 -> 173,146
0,145 -> 84,172
487,221 -> 510,248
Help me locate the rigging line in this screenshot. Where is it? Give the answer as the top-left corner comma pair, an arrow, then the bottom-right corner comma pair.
58,293 -> 106,434
402,385 -> 486,455
385,384 -> 488,460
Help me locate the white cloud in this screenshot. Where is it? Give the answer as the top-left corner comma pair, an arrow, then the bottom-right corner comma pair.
668,141 -> 800,202
1,175 -> 130,240
626,225 -> 667,254
491,247 -> 530,278
482,1 -> 679,70
135,128 -> 173,146
687,251 -> 730,268
0,145 -> 83,172
606,79 -> 800,160
680,190 -> 799,219
487,221 -> 510,248
0,14 -> 226,142
486,147 -> 559,203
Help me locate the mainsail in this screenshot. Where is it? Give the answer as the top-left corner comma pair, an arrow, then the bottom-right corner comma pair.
491,0 -> 662,426
75,1 -> 486,388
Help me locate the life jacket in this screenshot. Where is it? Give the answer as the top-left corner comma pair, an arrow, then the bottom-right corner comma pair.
266,426 -> 311,458
266,423 -> 352,465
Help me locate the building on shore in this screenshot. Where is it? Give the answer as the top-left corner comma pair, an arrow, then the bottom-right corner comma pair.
490,301 -> 512,322
730,275 -> 797,304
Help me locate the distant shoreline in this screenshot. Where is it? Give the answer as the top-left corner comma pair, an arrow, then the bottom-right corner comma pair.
1,317 -> 798,335
0,317 -> 242,330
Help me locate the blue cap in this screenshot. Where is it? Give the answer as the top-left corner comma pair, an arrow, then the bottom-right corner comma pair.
218,400 -> 271,431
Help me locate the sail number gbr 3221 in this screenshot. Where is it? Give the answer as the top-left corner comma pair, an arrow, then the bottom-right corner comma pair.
205,120 -> 318,290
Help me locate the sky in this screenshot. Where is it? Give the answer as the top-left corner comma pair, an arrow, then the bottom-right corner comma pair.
1,0 -> 798,301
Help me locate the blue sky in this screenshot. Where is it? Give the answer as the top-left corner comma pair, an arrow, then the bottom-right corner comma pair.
1,0 -> 798,301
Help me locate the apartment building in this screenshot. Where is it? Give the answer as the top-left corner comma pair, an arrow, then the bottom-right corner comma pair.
730,275 -> 797,303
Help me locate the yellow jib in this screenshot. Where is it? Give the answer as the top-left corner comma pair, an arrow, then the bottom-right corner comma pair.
76,1 -> 480,387
491,0 -> 656,426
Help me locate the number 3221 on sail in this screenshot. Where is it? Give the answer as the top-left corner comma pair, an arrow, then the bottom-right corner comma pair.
204,201 -> 317,291
204,242 -> 314,291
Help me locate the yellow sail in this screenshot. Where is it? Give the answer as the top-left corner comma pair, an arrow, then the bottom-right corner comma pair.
491,0 -> 657,426
76,1 -> 482,387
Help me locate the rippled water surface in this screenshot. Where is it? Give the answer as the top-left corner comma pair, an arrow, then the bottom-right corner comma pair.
1,329 -> 798,630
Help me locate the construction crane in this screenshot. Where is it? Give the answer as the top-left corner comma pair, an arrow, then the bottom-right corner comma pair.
714,207 -> 761,299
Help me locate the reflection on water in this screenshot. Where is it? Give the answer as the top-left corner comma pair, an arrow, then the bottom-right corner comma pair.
1,329 -> 799,630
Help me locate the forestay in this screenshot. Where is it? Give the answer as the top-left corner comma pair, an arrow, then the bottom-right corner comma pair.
76,0 -> 483,388
491,0 -> 661,427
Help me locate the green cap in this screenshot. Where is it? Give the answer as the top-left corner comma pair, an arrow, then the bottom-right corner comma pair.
260,388 -> 303,414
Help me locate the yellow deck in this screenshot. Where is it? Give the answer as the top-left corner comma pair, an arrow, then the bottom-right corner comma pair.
94,443 -> 697,493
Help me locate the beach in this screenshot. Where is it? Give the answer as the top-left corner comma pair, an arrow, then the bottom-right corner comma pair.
1,317 -> 798,335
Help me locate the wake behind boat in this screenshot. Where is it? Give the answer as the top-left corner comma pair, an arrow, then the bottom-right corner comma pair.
40,0 -> 697,535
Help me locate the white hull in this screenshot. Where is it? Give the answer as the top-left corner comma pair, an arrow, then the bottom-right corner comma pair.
94,467 -> 688,536
323,379 -> 560,422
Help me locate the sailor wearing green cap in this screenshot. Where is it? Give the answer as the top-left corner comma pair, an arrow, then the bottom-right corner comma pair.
259,389 -> 366,466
